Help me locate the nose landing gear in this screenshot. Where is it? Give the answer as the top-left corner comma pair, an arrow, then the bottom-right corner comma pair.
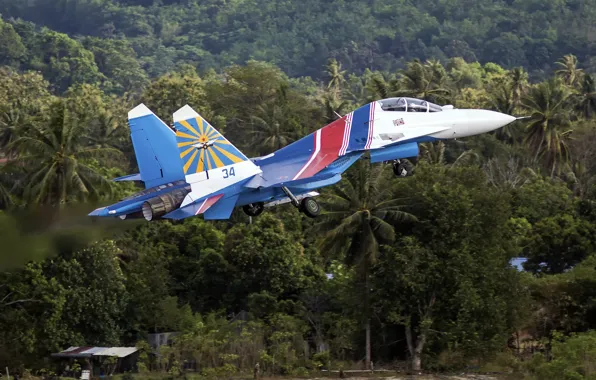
393,159 -> 414,177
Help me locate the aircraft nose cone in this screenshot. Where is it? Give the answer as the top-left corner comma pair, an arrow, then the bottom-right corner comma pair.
492,112 -> 516,129
464,109 -> 516,135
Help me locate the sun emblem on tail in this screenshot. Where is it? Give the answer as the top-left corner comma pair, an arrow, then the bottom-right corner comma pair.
175,116 -> 246,174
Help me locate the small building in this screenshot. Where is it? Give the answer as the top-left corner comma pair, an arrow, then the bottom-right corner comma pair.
51,346 -> 139,378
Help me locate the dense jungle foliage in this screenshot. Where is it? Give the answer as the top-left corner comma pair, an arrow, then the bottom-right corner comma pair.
1,1 -> 596,379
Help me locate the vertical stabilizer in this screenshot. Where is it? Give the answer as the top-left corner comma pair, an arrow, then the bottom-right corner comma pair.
128,104 -> 185,188
173,105 -> 261,206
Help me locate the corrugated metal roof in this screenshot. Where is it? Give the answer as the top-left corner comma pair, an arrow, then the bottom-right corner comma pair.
84,347 -> 108,355
51,347 -> 139,358
96,347 -> 138,357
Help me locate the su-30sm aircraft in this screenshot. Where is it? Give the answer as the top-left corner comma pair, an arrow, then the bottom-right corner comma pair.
89,98 -> 516,221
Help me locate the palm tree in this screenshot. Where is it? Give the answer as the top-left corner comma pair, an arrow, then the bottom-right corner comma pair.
419,141 -> 479,168
250,102 -> 297,155
555,54 -> 584,88
419,141 -> 446,165
509,67 -> 529,107
398,59 -> 451,103
317,160 -> 417,370
366,72 -> 400,101
521,78 -> 574,177
575,74 -> 596,119
8,99 -> 118,205
325,59 -> 347,98
483,156 -> 537,190
319,94 -> 348,124
487,80 -> 522,143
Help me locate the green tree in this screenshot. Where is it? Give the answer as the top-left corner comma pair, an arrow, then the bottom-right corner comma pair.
224,213 -> 322,311
0,68 -> 52,155
141,70 -> 209,123
44,241 -> 129,346
27,30 -> 104,93
521,78 -> 574,176
575,74 -> 596,119
522,214 -> 596,275
0,262 -> 67,370
8,98 -> 118,205
249,86 -> 301,155
0,18 -> 25,66
398,59 -> 451,103
317,160 -> 416,369
325,58 -> 347,99
373,164 -> 521,370
555,54 -> 584,88
83,37 -> 149,94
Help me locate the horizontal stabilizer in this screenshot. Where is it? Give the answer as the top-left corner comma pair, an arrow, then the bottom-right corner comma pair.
203,193 -> 239,220
113,173 -> 141,182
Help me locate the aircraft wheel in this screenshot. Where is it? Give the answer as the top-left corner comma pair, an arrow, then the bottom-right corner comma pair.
243,202 -> 264,217
300,197 -> 320,218
393,160 -> 414,177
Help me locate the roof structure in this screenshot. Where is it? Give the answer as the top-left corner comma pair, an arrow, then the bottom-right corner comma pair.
51,347 -> 138,358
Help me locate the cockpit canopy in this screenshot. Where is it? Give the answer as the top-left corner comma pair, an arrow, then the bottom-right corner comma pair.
378,97 -> 443,112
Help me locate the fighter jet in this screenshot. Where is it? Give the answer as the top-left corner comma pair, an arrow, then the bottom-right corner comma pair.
89,97 -> 516,221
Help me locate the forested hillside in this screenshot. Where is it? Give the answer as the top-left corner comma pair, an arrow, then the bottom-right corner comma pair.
1,0 -> 595,82
1,1 -> 596,379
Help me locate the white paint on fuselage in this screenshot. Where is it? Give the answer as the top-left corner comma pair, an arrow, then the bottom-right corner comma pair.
366,103 -> 515,151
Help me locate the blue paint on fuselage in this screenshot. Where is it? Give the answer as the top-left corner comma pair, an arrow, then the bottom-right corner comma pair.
96,119 -> 445,219
346,103 -> 371,152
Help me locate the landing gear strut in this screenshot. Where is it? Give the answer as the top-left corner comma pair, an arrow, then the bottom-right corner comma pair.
282,186 -> 320,218
393,159 -> 414,177
243,202 -> 264,217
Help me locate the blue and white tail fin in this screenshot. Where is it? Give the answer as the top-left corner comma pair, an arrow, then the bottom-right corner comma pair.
128,104 -> 185,188
173,105 -> 261,207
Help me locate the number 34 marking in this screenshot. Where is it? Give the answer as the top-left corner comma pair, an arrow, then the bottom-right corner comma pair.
222,167 -> 236,178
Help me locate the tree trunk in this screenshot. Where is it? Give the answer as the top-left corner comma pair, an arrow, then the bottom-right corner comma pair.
404,294 -> 436,372
405,323 -> 420,371
364,270 -> 371,370
365,318 -> 371,370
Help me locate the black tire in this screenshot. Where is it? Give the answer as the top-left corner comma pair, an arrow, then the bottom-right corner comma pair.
243,202 -> 264,217
301,197 -> 320,218
393,160 -> 414,177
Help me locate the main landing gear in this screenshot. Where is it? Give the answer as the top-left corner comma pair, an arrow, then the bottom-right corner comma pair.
242,187 -> 321,218
283,186 -> 320,218
243,202 -> 264,217
392,159 -> 415,178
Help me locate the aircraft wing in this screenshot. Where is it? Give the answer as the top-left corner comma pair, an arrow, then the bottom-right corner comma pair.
245,115 -> 358,188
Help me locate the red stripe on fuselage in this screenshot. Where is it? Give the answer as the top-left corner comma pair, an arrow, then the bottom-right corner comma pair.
365,102 -> 375,149
294,116 -> 348,180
